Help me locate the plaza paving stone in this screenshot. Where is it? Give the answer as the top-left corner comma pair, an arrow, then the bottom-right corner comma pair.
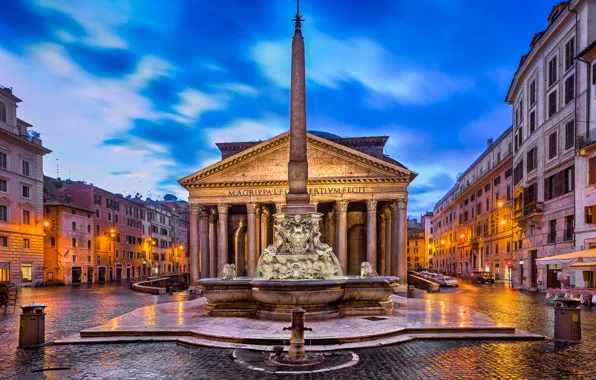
1,281 -> 596,379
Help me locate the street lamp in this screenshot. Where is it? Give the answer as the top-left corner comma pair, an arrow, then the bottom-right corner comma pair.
109,227 -> 116,281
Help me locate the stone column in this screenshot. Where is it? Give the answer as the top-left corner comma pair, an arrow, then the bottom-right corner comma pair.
389,204 -> 397,276
366,200 -> 378,272
217,204 -> 230,273
209,209 -> 217,278
379,213 -> 386,275
189,204 -> 200,284
335,200 -> 349,274
261,206 -> 270,249
255,206 -> 261,255
247,203 -> 258,277
199,207 -> 209,279
327,208 -> 335,249
396,199 -> 408,285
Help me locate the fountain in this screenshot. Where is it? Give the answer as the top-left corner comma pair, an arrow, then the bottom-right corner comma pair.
199,2 -> 399,321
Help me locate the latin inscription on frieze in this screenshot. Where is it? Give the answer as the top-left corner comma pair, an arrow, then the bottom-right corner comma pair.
228,187 -> 366,197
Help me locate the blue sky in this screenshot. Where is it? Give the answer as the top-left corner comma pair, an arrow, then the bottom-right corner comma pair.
0,0 -> 557,217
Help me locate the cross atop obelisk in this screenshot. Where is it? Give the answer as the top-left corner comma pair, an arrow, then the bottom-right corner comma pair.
282,0 -> 315,214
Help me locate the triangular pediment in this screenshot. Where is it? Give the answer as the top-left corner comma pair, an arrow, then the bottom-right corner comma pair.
179,132 -> 416,188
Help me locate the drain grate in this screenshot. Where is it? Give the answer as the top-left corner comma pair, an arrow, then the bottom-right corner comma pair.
362,317 -> 388,321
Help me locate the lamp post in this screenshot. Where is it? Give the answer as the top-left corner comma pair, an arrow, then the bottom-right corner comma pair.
496,198 -> 513,285
109,228 -> 116,282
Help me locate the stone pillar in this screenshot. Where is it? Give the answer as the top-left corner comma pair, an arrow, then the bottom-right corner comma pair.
384,206 -> 392,276
379,213 -> 386,275
366,200 -> 378,272
209,209 -> 217,278
217,204 -> 230,274
255,206 -> 261,255
189,204 -> 200,285
247,203 -> 258,277
261,206 -> 270,249
396,199 -> 408,285
390,203 -> 398,276
199,207 -> 209,279
335,200 -> 349,274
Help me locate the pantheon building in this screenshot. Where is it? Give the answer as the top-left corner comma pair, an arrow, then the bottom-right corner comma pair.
179,130 -> 416,283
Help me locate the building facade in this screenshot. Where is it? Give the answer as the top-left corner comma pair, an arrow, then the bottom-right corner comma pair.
179,131 -> 416,284
43,178 -> 189,283
0,86 -> 51,286
432,130 -> 514,280
406,218 -> 425,271
505,0 -> 596,290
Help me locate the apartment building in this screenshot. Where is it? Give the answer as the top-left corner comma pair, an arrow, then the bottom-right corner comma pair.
0,86 -> 51,286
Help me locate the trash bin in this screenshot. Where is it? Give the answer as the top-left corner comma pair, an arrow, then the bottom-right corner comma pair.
18,304 -> 46,348
407,285 -> 415,298
553,298 -> 581,342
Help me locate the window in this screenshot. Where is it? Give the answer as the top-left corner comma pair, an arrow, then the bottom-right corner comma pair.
0,179 -> 6,193
72,221 -> 76,230
87,240 -> 91,249
505,168 -> 512,178
96,224 -> 100,235
87,224 -> 91,233
22,185 -> 30,199
548,132 -> 557,159
548,220 -> 557,243
545,166 -> 574,200
485,183 -> 490,192
1,236 -> 7,247
0,152 -> 6,169
72,238 -> 77,247
548,56 -> 557,87
50,236 -> 55,246
115,214 -> 119,223
21,263 -> 32,282
548,90 -> 557,118
72,254 -> 77,262
0,205 -> 8,222
95,209 -> 100,218
23,238 -> 30,248
0,102 -> 6,122
21,161 -> 30,177
22,210 -> 30,225
564,215 -> 574,241
108,212 -> 112,221
527,147 -> 537,172
565,75 -> 575,104
529,79 -> 536,106
94,194 -> 101,206
565,37 -> 575,71
513,159 -> 524,185
529,111 -> 536,134
586,206 -> 596,224
564,165 -> 574,193
565,120 -> 574,149
494,176 -> 501,186
590,157 -> 596,185
545,174 -> 556,200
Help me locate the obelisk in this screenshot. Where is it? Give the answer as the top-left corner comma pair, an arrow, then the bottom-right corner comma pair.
282,2 -> 315,215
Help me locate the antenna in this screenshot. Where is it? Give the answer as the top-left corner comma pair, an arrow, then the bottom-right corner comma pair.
56,158 -> 60,178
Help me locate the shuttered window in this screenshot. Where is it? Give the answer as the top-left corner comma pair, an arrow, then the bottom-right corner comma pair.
589,157 -> 596,185
548,132 -> 557,159
565,120 -> 575,149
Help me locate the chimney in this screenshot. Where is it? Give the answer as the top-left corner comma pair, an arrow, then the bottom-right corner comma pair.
487,138 -> 494,148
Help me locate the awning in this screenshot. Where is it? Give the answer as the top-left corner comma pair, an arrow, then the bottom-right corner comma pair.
570,262 -> 596,268
536,249 -> 596,266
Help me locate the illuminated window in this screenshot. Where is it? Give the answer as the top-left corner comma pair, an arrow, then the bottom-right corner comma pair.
0,262 -> 11,282
23,238 -> 30,248
21,263 -> 32,282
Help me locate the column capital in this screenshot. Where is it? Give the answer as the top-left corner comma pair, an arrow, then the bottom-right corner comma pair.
335,200 -> 349,212
189,203 -> 201,215
397,199 -> 407,210
247,202 -> 259,214
209,209 -> 217,223
366,199 -> 378,212
254,205 -> 262,217
261,206 -> 270,218
389,201 -> 398,213
199,206 -> 209,219
217,203 -> 231,215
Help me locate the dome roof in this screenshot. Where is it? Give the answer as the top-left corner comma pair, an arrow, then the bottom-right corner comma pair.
308,130 -> 341,139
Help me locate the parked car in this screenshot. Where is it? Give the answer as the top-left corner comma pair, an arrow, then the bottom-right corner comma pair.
472,271 -> 495,284
421,271 -> 429,278
438,276 -> 459,287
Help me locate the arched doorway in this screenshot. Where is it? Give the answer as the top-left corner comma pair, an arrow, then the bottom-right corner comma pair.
348,224 -> 367,275
231,222 -> 247,276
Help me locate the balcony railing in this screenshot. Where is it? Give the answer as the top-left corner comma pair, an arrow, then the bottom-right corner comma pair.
514,202 -> 543,220
577,129 -> 596,150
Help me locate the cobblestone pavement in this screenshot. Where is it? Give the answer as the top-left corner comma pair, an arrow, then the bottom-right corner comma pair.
1,281 -> 596,379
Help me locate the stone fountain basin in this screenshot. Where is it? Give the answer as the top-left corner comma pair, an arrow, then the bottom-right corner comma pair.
199,276 -> 399,320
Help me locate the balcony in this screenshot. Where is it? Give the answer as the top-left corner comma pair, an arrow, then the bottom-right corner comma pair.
514,202 -> 544,224
577,129 -> 596,150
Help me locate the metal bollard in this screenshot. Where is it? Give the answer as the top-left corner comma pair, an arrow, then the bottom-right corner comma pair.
282,307 -> 312,360
18,304 -> 46,348
553,298 -> 581,342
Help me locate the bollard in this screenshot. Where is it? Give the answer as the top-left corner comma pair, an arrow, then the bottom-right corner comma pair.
18,304 -> 46,348
553,298 -> 581,342
282,307 -> 312,360
407,285 -> 415,298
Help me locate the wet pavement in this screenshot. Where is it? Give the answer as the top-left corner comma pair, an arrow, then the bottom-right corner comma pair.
1,280 -> 595,379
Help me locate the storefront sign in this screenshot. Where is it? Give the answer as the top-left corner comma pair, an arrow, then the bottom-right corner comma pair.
228,187 -> 367,197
